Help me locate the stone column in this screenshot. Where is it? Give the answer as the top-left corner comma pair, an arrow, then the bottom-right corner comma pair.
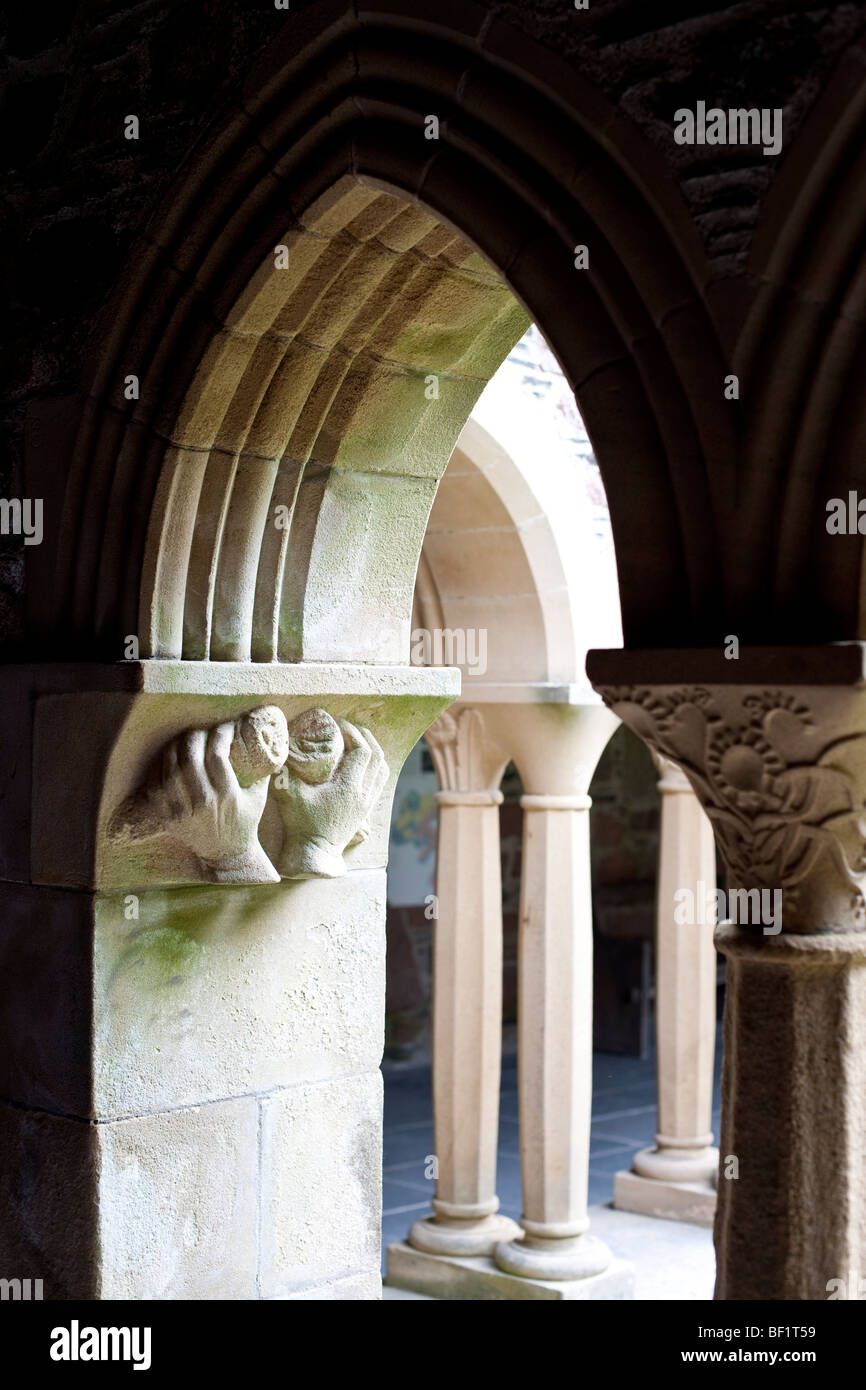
492,789 -> 609,1280
403,707 -> 520,1257
714,925 -> 866,1300
588,645 -> 866,1300
614,754 -> 719,1226
491,701 -> 632,1294
0,660 -> 455,1300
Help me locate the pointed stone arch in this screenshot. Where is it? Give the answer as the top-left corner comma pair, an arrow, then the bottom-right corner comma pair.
35,0 -> 738,664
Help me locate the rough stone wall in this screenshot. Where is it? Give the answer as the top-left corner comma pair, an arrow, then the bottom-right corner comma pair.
490,0 -> 866,274
2,1 -> 291,395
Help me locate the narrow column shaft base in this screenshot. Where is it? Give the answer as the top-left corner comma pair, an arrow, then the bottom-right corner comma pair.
408,1212 -> 520,1258
494,1231 -> 612,1281
387,1242 -> 634,1301
632,1142 -> 718,1185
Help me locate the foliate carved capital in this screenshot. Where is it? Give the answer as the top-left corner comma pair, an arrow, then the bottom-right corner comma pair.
424,706 -> 508,794
597,682 -> 866,934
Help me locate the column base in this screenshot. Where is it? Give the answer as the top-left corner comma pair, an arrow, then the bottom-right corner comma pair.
632,1142 -> 718,1185
494,1230 -> 612,1281
613,1169 -> 716,1228
386,1242 -> 634,1301
407,1212 -> 521,1258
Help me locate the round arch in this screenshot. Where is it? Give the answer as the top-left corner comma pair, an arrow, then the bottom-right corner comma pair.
415,410 -> 621,688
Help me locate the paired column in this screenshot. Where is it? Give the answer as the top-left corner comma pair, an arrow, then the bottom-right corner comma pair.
391,697 -> 633,1298
614,754 -> 719,1225
406,708 -> 519,1256
589,647 -> 866,1299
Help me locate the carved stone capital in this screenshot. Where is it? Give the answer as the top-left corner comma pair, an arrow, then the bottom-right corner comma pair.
424,706 -> 508,794
595,679 -> 866,934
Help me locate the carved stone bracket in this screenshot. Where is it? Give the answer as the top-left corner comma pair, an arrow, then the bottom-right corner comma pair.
107,704 -> 390,884
272,708 -> 389,879
595,681 -> 866,933
108,705 -> 289,884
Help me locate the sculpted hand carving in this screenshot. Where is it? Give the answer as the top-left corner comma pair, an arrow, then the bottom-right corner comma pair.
598,683 -> 866,932
108,706 -> 288,884
272,708 -> 389,879
107,705 -> 390,886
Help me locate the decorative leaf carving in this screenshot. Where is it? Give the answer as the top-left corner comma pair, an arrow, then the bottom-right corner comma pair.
598,684 -> 866,931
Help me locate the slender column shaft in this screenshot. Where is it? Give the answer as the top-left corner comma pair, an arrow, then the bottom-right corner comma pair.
495,794 -> 610,1280
430,791 -> 504,1217
632,760 -> 718,1184
408,772 -> 518,1254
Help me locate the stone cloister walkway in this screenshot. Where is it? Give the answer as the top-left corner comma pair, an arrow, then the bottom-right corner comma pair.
382,1027 -> 722,1300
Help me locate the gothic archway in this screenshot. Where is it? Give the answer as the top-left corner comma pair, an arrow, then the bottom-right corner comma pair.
36,0 -> 739,663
